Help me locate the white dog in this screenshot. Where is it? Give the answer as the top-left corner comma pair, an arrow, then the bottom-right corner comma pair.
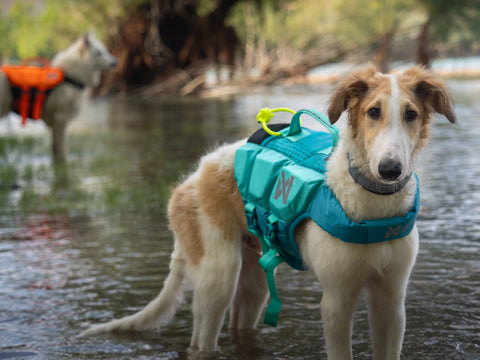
0,33 -> 117,163
81,66 -> 456,359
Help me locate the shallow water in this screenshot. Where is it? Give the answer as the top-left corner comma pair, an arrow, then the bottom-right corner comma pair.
0,82 -> 479,359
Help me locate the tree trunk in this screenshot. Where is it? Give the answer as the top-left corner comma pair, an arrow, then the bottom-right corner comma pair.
97,0 -> 241,94
373,31 -> 394,73
416,19 -> 431,68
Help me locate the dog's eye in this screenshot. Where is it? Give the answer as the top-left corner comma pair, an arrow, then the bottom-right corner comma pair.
368,107 -> 381,120
405,110 -> 417,122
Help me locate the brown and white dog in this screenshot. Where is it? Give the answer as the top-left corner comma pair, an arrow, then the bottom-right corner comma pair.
0,33 -> 117,163
81,66 -> 456,359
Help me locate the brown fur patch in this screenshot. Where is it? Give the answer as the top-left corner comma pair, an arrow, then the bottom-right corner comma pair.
355,78 -> 391,136
397,66 -> 456,124
330,67 -> 396,156
196,161 -> 246,240
328,65 -> 377,125
396,66 -> 456,152
168,180 -> 204,266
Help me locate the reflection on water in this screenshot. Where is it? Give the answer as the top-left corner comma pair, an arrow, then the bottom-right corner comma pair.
0,82 -> 479,359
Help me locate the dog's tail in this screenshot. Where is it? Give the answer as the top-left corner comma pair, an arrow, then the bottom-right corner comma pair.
79,244 -> 186,337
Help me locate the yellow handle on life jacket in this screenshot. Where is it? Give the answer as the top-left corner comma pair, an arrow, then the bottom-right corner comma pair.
256,107 -> 296,136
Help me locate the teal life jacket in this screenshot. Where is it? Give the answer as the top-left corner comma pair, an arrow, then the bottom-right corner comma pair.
234,108 -> 420,327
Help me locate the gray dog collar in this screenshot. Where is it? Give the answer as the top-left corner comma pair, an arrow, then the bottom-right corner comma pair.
347,153 -> 413,196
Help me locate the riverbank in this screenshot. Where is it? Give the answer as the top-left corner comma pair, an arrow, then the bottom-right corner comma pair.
200,57 -> 480,98
306,57 -> 480,82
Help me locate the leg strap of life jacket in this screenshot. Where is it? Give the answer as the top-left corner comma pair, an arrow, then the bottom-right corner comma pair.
245,203 -> 286,326
258,246 -> 284,327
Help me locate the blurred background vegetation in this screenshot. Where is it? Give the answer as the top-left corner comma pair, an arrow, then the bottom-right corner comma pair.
2,0 -> 480,94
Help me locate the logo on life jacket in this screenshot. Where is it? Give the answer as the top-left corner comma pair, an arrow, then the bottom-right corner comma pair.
384,217 -> 416,239
385,225 -> 402,238
274,171 -> 294,205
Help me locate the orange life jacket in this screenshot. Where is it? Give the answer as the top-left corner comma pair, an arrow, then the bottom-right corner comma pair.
2,58 -> 65,125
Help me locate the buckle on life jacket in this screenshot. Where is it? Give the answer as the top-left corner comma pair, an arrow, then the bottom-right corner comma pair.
245,202 -> 261,237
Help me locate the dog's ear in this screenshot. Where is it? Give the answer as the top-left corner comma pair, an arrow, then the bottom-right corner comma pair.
404,67 -> 456,123
415,78 -> 456,124
328,66 -> 375,124
82,32 -> 91,49
78,33 -> 91,57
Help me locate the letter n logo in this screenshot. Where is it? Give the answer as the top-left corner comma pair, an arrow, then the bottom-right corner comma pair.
274,171 -> 294,205
385,225 -> 401,239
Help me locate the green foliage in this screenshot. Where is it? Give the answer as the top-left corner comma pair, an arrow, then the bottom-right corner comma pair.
0,0 -> 136,61
329,0 -> 416,46
229,0 -> 331,52
227,0 -> 480,67
228,0 -> 423,68
2,0 -> 480,68
418,0 -> 480,41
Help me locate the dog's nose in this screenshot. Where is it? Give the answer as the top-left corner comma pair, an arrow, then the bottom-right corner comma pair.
378,158 -> 402,180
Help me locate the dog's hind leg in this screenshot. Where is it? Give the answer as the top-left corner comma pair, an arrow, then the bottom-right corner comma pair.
229,233 -> 268,330
0,73 -> 12,117
189,228 -> 243,352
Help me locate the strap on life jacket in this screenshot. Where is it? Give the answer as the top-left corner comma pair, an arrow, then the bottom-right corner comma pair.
244,203 -> 285,326
2,58 -> 65,125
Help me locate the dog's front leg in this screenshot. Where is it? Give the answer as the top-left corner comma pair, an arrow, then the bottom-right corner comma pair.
49,118 -> 68,164
297,225 -> 361,359
366,279 -> 406,360
366,235 -> 418,360
321,287 -> 361,360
